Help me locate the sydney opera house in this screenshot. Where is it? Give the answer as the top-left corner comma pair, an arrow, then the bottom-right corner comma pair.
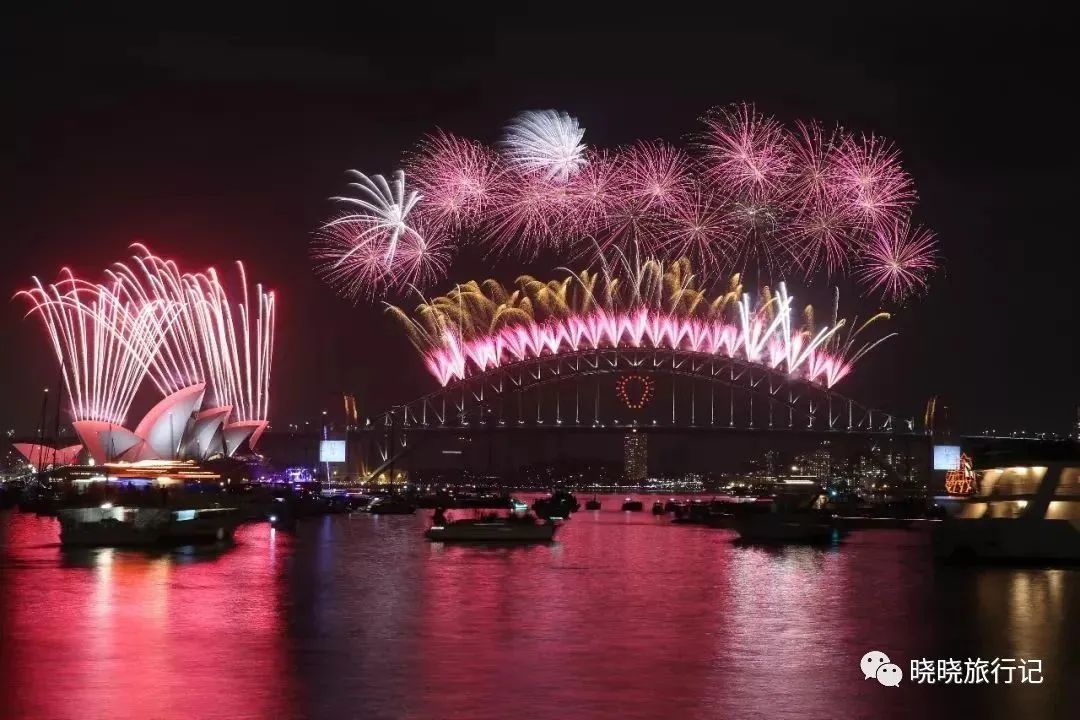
16,245 -> 275,469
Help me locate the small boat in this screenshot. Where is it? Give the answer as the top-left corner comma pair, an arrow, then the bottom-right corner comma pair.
533,490 -> 580,519
732,514 -> 835,544
368,497 -> 416,515
621,498 -> 644,512
425,510 -> 558,543
585,497 -> 602,511
651,500 -> 665,515
663,498 -> 680,513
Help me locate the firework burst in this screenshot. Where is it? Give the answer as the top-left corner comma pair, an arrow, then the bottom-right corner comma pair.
316,104 -> 937,304
835,134 -> 915,228
698,103 -> 792,197
314,170 -> 446,298
485,171 -> 572,256
565,150 -> 628,238
657,188 -> 732,272
856,222 -> 938,301
408,130 -> 501,233
501,109 -> 587,183
622,140 -> 694,209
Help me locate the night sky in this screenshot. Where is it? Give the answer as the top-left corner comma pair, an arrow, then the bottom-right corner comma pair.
3,5 -> 1077,437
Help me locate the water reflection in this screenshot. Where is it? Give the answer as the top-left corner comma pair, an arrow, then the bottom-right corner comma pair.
1,499 -> 1077,720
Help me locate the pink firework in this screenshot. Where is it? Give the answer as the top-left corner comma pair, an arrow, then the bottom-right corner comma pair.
835,134 -> 915,228
856,222 -> 938,301
786,120 -> 846,211
593,199 -> 664,259
698,103 -> 792,198
622,140 -> 694,209
314,215 -> 450,298
784,198 -> 858,278
657,188 -> 732,273
408,130 -> 501,233
484,170 -> 572,256
564,150 -> 628,238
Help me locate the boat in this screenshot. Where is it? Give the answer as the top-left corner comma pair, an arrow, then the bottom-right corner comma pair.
425,518 -> 559,542
731,485 -> 836,544
621,498 -> 644,512
367,497 -> 416,515
651,500 -> 666,515
58,502 -> 239,547
533,490 -> 580,519
585,497 -> 602,511
732,514 -> 835,544
932,456 -> 1080,562
663,498 -> 679,513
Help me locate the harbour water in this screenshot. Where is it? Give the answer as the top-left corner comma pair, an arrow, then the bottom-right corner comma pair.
1,500 -> 1077,720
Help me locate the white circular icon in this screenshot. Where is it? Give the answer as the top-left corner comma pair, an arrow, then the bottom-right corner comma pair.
876,663 -> 903,687
860,650 -> 891,680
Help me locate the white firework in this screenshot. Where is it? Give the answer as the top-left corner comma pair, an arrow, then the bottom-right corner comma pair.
325,169 -> 424,268
501,109 -> 587,183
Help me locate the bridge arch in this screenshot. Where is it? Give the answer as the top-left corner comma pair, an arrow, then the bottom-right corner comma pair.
359,348 -> 918,475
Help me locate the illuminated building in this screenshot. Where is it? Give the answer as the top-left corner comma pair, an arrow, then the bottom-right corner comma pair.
794,441 -> 832,481
624,431 -> 648,483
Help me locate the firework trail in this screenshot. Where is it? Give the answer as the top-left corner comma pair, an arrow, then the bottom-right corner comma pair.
388,255 -> 891,388
856,221 -> 938,302
501,109 -> 588,183
18,272 -> 178,424
108,244 -> 207,396
186,262 -> 276,423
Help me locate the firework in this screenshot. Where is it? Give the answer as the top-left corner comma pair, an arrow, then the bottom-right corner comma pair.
318,104 -> 936,302
835,134 -> 915,228
656,188 -> 732,272
389,256 -> 890,388
108,244 -> 207,396
186,263 -> 275,423
565,150 -> 628,238
484,171 -> 572,256
409,130 -> 501,233
698,103 -> 792,197
856,222 -> 938,301
314,170 -> 447,297
785,198 -> 858,278
501,110 -> 587,183
622,140 -> 694,209
786,121 -> 845,211
18,271 -> 177,424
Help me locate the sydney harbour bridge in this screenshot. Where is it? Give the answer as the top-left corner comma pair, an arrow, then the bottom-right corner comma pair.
357,345 -> 925,482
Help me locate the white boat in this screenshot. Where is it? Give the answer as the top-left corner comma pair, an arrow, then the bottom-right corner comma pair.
933,460 -> 1080,561
425,518 -> 558,542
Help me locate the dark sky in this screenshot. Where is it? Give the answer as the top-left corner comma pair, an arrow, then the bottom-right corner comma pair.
2,4 -> 1077,437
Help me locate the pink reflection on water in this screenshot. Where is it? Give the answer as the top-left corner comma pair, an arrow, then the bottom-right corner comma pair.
0,516 -> 295,720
